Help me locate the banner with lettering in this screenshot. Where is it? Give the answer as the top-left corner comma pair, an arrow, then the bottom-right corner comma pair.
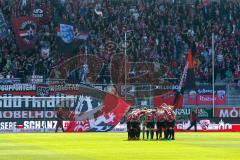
175,108 -> 213,121
176,117 -> 240,132
0,84 -> 130,132
187,85 -> 226,105
214,107 -> 240,118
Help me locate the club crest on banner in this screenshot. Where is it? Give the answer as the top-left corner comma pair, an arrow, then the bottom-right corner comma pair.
189,90 -> 197,99
12,16 -> 38,51
19,20 -> 37,44
217,90 -> 225,99
200,119 -> 210,131
59,24 -> 74,44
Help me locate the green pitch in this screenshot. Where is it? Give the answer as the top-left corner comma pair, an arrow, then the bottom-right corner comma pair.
0,132 -> 239,160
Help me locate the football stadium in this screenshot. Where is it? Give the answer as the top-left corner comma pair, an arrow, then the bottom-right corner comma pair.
0,0 -> 240,159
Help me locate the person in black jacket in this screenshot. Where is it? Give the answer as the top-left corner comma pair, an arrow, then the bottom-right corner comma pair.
187,109 -> 198,132
55,107 -> 65,132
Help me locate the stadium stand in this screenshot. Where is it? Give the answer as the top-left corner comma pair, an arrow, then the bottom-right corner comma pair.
0,0 -> 240,85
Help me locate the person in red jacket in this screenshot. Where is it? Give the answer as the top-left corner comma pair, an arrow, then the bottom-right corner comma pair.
187,109 -> 198,132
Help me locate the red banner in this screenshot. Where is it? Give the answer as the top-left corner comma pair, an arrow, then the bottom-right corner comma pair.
11,16 -> 37,51
214,107 -> 240,118
187,95 -> 226,105
176,124 -> 240,132
176,117 -> 240,132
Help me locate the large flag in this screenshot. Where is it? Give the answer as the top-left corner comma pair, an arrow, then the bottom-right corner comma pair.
11,16 -> 37,51
154,50 -> 195,109
183,50 -> 196,91
56,85 -> 131,132
0,10 -> 8,40
177,50 -> 195,92
56,24 -> 88,54
173,50 -> 196,108
66,98 -> 129,132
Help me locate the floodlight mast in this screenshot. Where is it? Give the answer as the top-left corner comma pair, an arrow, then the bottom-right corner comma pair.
124,30 -> 132,101
124,32 -> 127,101
212,33 -> 215,118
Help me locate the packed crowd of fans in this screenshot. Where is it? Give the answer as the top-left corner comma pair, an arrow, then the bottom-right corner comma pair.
0,0 -> 240,84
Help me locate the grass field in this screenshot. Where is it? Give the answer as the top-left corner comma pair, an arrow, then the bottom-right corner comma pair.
0,132 -> 239,160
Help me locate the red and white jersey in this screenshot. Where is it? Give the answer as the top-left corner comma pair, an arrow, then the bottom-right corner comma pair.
146,112 -> 154,121
156,110 -> 166,122
163,108 -> 176,121
127,113 -> 134,122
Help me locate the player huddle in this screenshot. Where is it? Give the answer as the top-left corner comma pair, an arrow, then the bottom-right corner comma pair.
127,103 -> 176,140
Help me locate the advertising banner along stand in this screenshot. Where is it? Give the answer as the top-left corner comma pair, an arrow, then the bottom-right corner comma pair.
0,84 -> 131,132
187,85 -> 226,105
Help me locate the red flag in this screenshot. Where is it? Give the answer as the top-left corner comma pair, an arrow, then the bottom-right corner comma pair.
154,50 -> 194,109
185,50 -> 196,90
56,85 -> 131,132
178,50 -> 195,91
11,16 -> 37,51
65,95 -> 130,132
